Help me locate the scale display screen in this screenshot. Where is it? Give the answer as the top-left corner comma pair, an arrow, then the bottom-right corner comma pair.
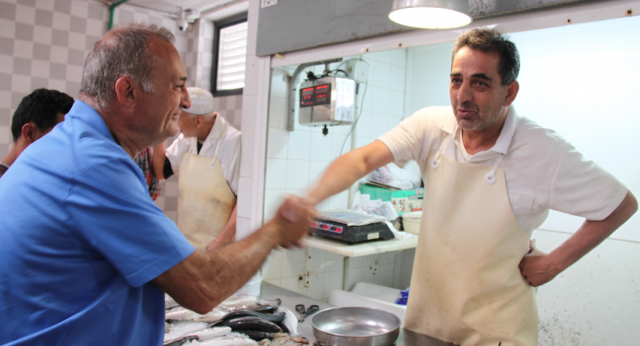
300,83 -> 331,107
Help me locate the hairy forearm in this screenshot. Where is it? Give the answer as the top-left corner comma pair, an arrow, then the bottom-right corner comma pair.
549,191 -> 637,274
159,221 -> 280,313
202,222 -> 276,302
154,196 -> 313,313
520,191 -> 637,287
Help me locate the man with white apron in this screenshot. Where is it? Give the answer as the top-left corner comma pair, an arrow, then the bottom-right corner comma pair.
162,87 -> 241,252
305,29 -> 636,345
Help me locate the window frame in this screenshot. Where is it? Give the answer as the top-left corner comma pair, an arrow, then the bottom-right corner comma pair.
210,13 -> 248,97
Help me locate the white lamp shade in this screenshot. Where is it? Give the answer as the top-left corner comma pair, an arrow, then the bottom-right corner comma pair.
389,0 -> 472,29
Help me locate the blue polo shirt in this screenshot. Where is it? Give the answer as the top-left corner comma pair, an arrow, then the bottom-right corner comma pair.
0,101 -> 195,346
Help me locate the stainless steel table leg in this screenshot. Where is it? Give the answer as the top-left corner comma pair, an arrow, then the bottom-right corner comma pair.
342,257 -> 350,291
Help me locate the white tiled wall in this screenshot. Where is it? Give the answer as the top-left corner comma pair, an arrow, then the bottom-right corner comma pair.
262,49 -> 414,301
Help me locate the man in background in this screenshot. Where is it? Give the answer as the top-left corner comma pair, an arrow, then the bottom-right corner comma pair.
0,88 -> 73,178
161,87 -> 241,251
134,143 -> 167,201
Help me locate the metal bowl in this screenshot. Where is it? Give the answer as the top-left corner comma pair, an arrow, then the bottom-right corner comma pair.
311,307 -> 401,346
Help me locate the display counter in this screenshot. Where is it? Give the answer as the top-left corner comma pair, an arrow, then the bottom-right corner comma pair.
303,234 -> 418,290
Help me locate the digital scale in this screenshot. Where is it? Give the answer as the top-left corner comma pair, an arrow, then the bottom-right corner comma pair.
309,210 -> 395,244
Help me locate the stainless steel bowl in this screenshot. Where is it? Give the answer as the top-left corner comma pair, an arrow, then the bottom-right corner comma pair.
311,307 -> 401,346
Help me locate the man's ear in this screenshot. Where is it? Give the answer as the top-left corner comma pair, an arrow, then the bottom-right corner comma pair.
195,115 -> 203,128
114,76 -> 137,107
504,80 -> 519,107
21,123 -> 37,144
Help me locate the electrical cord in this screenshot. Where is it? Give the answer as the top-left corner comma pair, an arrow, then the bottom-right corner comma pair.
331,69 -> 349,77
336,58 -> 368,73
339,80 -> 368,156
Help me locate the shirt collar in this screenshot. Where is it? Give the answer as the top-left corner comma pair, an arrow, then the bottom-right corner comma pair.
442,105 -> 517,155
204,114 -> 229,143
67,100 -> 115,141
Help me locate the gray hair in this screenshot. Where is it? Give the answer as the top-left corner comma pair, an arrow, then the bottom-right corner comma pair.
452,28 -> 520,86
79,23 -> 175,111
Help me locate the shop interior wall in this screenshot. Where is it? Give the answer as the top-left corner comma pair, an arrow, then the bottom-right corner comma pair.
0,0 -> 108,159
404,15 -> 640,345
262,49 -> 416,301
0,0 -> 243,223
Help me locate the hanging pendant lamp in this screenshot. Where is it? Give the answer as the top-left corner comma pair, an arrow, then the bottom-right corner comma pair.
389,0 -> 472,29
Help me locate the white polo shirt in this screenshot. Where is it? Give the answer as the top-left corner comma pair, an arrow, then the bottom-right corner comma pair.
378,105 -> 627,234
166,115 -> 241,195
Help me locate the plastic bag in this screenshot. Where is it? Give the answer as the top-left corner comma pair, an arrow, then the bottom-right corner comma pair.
367,162 -> 421,190
320,209 -> 386,226
353,194 -> 399,221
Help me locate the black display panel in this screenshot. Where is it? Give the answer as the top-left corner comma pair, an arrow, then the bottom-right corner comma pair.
300,83 -> 331,107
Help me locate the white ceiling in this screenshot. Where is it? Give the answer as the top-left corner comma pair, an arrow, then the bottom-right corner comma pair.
114,0 -> 247,21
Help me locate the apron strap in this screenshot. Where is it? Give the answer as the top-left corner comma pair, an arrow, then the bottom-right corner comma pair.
484,154 -> 504,185
430,134 -> 452,169
211,126 -> 228,167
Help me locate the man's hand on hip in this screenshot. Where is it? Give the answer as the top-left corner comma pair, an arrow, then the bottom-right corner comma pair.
518,239 -> 560,287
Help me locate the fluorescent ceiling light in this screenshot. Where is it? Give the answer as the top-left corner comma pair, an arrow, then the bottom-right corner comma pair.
389,0 -> 472,29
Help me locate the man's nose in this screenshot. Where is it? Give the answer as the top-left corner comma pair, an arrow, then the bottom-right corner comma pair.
457,82 -> 473,104
181,87 -> 192,109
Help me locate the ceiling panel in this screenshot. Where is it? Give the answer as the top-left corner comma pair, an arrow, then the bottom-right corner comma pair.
117,0 -> 240,16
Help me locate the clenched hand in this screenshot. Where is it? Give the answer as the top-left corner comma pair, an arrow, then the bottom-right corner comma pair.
518,239 -> 561,287
270,196 -> 316,249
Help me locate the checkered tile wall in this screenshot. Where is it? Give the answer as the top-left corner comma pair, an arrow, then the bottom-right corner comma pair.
0,0 -> 107,157
0,0 -> 244,219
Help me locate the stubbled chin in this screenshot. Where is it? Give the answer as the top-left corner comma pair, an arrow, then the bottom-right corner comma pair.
456,118 -> 477,131
165,124 -> 180,138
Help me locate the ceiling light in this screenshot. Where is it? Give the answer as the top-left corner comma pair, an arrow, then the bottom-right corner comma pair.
389,0 -> 472,29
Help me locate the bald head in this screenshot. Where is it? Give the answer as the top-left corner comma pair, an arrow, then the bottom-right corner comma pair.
79,23 -> 176,112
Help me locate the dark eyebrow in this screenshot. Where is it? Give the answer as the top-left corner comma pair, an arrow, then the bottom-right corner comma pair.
180,76 -> 187,82
471,73 -> 492,82
449,73 -> 493,82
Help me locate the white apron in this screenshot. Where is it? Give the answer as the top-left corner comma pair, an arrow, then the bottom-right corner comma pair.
177,127 -> 236,252
404,136 -> 538,346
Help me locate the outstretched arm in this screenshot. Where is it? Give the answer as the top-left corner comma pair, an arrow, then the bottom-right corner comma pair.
152,196 -> 314,313
307,140 -> 394,206
519,191 -> 637,286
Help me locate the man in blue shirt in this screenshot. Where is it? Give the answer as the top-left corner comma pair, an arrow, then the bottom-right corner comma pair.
0,23 -> 313,346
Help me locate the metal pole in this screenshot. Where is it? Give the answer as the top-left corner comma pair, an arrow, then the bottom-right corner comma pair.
342,257 -> 350,291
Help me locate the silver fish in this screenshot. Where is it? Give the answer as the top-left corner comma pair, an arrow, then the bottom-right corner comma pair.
165,297 -> 281,322
163,327 -> 233,346
165,294 -> 180,310
222,298 -> 282,313
165,306 -> 228,322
